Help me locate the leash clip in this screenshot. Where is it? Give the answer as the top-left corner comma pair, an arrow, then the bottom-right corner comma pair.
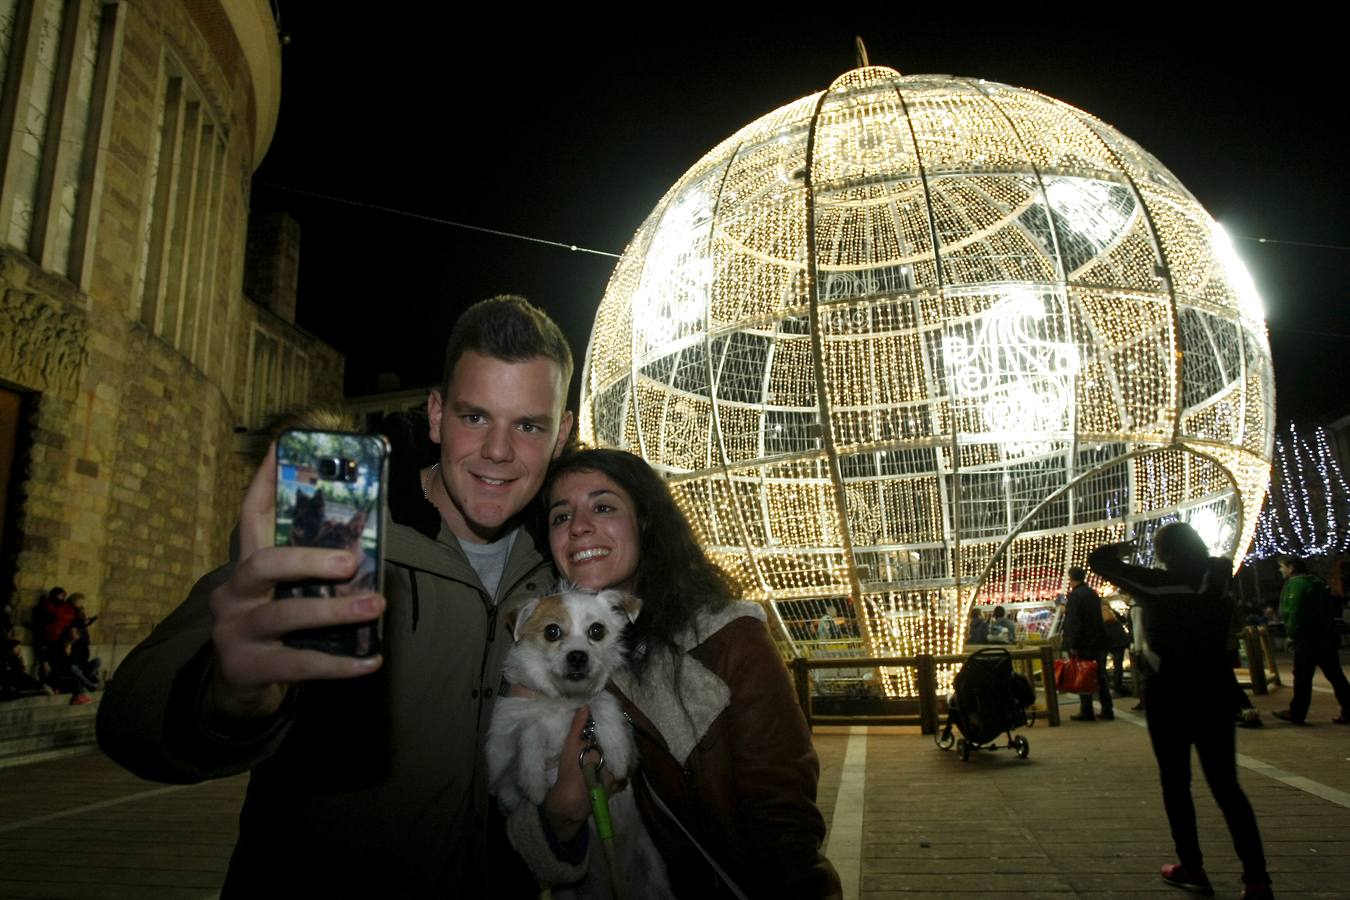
579,715 -> 604,770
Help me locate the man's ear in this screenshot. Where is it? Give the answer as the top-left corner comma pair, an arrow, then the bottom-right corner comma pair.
427,390 -> 445,445
553,410 -> 574,459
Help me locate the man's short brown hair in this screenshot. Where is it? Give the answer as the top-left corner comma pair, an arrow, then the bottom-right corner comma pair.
441,295 -> 573,393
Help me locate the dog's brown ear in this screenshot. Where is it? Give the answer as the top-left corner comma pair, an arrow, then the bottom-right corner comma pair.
601,589 -> 642,624
508,597 -> 542,641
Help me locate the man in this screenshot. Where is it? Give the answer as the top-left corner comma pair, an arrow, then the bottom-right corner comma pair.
987,605 -> 1016,642
98,296 -> 576,895
1090,525 -> 1271,900
1272,555 -> 1350,725
1063,566 -> 1114,721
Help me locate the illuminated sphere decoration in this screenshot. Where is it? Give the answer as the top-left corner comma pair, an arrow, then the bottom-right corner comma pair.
578,66 -> 1274,696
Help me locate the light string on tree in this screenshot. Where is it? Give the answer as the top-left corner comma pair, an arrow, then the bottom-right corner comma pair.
1247,423 -> 1350,560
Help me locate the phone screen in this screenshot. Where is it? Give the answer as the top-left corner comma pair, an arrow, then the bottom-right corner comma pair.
274,429 -> 388,656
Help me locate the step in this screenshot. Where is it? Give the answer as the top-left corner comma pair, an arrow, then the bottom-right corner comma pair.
0,711 -> 98,741
0,693 -> 102,767
0,743 -> 97,769
0,722 -> 96,758
0,692 -> 101,722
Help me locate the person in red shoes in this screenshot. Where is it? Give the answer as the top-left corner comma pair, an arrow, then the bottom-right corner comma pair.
1090,524 -> 1272,900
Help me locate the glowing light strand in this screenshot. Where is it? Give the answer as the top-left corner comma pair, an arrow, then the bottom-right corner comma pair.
1247,423 -> 1350,560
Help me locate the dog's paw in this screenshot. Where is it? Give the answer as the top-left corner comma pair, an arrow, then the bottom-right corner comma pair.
520,763 -> 550,805
496,783 -> 524,811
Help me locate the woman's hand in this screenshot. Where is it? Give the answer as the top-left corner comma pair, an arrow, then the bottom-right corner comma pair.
536,705 -> 625,842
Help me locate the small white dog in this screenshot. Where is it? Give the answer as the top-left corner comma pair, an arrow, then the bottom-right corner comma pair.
487,587 -> 673,900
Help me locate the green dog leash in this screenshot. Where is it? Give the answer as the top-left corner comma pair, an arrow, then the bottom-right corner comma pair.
580,716 -> 623,899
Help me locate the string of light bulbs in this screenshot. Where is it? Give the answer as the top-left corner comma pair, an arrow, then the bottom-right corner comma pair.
1247,423 -> 1350,560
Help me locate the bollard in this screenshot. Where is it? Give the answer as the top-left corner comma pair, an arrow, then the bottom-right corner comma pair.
915,655 -> 938,735
1039,644 -> 1061,726
1258,626 -> 1282,687
1243,626 -> 1268,695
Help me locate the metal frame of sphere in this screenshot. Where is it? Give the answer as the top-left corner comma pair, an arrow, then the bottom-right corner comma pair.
578,66 -> 1274,697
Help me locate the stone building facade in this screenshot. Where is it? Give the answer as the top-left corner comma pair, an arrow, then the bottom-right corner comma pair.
0,0 -> 342,661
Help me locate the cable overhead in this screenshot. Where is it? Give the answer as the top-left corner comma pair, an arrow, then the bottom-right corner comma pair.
254,181 -> 621,259
1244,236 -> 1350,252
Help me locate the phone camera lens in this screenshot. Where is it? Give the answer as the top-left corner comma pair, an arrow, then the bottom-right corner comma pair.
318,458 -> 341,479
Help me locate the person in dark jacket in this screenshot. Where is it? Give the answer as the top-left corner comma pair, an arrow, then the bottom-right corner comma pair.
1090,524 -> 1271,900
968,608 -> 990,644
987,605 -> 1016,642
1063,566 -> 1113,721
98,296 -> 577,897
1273,556 -> 1350,725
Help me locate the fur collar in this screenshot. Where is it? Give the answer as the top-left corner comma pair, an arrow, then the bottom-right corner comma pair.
610,601 -> 765,765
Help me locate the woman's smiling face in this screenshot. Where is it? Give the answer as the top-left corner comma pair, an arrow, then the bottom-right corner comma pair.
547,470 -> 641,592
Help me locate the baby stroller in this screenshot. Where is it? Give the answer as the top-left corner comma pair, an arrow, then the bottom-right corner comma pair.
935,647 -> 1034,762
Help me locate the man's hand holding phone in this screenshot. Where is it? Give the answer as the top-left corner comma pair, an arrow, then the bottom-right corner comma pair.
207,447 -> 385,723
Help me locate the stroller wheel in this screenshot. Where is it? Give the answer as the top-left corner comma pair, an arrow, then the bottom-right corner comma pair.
935,727 -> 955,750
1014,735 -> 1029,759
957,738 -> 971,762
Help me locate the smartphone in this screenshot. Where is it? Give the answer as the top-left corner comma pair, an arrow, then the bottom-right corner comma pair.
274,428 -> 389,657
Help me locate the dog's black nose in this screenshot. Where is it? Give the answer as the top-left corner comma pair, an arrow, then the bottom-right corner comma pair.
566,650 -> 588,670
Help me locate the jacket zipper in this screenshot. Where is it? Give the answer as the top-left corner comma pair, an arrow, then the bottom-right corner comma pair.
409,568 -> 420,632
478,558 -> 552,682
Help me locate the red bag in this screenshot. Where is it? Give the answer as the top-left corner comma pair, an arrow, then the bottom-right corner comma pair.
1054,657 -> 1099,694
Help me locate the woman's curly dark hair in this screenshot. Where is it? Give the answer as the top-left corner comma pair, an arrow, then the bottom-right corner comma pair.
540,448 -> 734,656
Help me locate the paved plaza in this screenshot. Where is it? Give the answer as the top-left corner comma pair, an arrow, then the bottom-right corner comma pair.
1,674 -> 1347,899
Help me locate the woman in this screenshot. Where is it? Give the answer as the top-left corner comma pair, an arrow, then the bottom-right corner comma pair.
1089,523 -> 1272,900
531,448 -> 841,899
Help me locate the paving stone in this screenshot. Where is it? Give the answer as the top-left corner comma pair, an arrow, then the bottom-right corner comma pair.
814,666 -> 1350,898
0,664 -> 1347,896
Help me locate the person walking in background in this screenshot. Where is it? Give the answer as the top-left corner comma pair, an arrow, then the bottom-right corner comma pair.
1103,597 -> 1131,696
1273,556 -> 1350,725
1090,524 -> 1272,900
1064,566 -> 1114,721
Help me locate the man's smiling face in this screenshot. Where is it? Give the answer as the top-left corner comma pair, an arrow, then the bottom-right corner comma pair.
427,351 -> 572,543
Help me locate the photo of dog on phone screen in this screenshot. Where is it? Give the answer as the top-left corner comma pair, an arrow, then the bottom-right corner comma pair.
487,587 -> 673,899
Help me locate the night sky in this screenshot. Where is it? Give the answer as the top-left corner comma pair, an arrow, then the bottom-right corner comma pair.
252,15 -> 1349,423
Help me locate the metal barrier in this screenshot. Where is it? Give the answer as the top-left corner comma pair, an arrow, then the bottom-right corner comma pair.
790,644 -> 1061,733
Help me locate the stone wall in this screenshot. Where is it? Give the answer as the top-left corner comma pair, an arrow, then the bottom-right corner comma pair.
2,248 -> 342,649
0,2 -> 343,659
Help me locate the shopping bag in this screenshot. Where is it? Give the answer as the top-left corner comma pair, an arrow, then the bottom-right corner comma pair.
1054,657 -> 1099,694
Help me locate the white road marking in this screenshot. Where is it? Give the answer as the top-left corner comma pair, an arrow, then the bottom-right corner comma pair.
1115,708 -> 1350,809
0,783 -> 193,833
827,725 -> 868,900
